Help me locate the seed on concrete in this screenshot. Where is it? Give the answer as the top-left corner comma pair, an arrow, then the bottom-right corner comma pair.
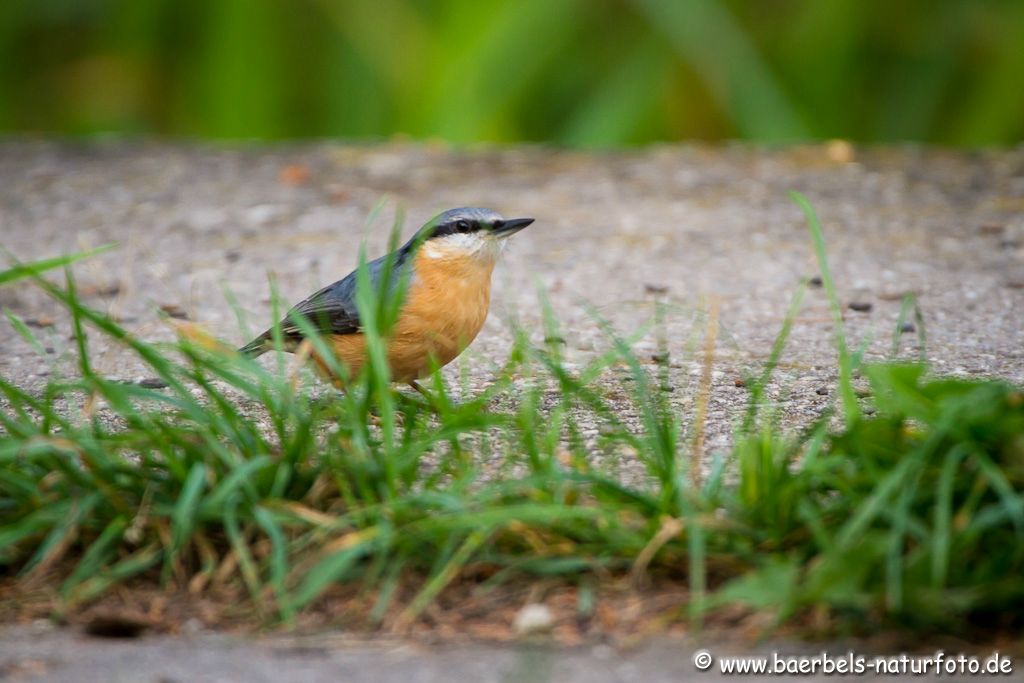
159,303 -> 189,320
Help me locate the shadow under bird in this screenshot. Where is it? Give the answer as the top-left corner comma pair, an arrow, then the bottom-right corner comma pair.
239,207 -> 533,395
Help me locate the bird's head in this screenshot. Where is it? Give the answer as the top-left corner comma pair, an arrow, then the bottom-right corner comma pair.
412,207 -> 533,262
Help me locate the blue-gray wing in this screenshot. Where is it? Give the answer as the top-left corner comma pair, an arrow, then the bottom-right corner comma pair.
239,252 -> 406,356
281,274 -> 362,337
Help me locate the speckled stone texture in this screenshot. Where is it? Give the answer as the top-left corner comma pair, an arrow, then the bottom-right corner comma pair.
1,624 -> 1021,683
2,140 -> 1023,462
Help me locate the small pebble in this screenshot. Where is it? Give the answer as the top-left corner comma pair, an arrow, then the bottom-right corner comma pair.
808,276 -> 823,287
138,378 -> 169,389
734,377 -> 746,388
514,603 -> 554,635
644,283 -> 669,294
815,387 -> 828,396
848,301 -> 873,312
900,322 -> 916,333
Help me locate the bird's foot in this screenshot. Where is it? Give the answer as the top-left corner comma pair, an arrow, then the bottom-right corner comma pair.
368,410 -> 405,428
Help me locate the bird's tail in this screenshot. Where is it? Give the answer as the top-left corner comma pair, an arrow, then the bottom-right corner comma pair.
237,333 -> 271,358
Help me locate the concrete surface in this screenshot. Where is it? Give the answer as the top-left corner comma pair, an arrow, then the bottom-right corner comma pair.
1,624 -> 1020,683
2,140 -> 1024,678
2,142 -> 1022,456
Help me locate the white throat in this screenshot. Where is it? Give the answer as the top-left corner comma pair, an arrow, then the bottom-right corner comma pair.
422,233 -> 504,262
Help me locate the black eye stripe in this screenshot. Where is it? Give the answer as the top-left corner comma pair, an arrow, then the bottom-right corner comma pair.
430,219 -> 477,239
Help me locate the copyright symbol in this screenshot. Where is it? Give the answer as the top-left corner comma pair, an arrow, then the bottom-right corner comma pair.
693,649 -> 713,671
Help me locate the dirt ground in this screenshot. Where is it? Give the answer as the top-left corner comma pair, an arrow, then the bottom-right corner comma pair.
1,139 -> 1023,679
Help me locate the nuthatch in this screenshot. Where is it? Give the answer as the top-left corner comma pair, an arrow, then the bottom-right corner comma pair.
239,208 -> 533,394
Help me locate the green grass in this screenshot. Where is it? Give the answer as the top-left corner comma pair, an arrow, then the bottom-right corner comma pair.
1,0 -> 1023,145
1,194 -> 1023,636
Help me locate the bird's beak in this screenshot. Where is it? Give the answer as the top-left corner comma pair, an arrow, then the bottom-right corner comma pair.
491,217 -> 534,237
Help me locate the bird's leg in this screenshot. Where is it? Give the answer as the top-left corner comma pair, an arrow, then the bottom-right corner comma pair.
408,380 -> 431,400
408,380 -> 441,411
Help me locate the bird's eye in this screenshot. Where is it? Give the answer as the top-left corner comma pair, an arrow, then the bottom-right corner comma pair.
455,220 -> 473,233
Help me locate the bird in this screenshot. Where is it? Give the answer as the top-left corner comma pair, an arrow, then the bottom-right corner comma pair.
238,207 -> 533,396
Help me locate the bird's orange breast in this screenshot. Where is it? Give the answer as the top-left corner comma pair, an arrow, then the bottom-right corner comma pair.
314,247 -> 496,384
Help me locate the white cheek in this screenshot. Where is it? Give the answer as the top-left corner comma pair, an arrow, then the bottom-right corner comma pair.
428,233 -> 500,261
446,233 -> 484,252
423,242 -> 446,259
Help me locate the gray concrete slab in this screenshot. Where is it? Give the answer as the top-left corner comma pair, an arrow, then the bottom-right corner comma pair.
1,625 -> 1021,683
2,141 -> 1023,677
3,141 -> 1022,465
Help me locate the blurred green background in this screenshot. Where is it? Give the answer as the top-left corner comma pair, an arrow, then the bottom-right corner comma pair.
1,0 -> 1022,146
